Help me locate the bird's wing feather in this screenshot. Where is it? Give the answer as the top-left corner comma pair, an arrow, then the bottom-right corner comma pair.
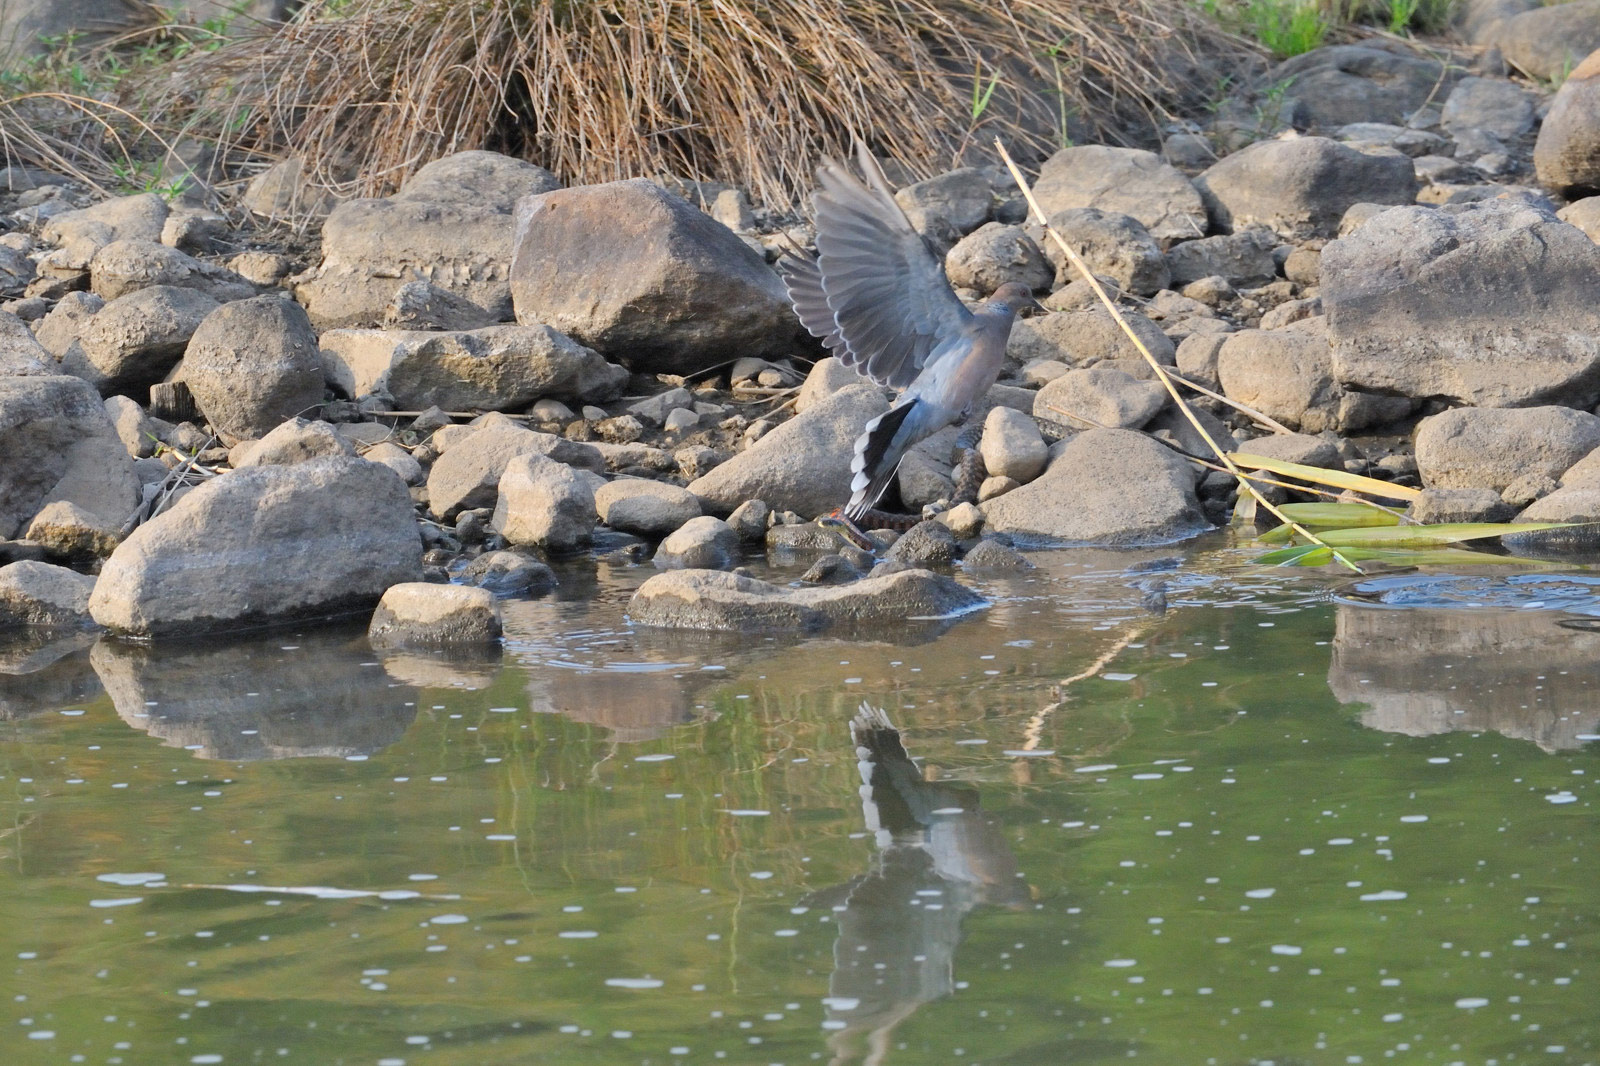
808,144 -> 973,390
776,251 -> 847,355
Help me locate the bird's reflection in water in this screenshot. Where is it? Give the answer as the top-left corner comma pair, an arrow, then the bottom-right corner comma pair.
808,703 -> 1029,1066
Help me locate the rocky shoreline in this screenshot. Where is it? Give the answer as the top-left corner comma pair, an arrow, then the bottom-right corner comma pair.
3,21 -> 1600,645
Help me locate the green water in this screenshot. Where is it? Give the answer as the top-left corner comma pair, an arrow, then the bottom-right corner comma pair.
3,541 -> 1598,1066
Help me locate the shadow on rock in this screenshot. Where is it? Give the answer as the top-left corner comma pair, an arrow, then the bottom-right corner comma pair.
805,704 -> 1029,1064
1330,603 -> 1600,752
91,628 -> 419,759
0,629 -> 101,720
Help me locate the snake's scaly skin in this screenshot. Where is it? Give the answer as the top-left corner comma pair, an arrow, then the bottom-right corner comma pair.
854,421 -> 988,531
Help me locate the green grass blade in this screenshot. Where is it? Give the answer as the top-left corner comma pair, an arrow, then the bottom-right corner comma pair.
1231,453 -> 1421,501
1255,544 -> 1334,566
1334,547 -> 1572,568
1257,503 -> 1401,543
1317,521 -> 1579,548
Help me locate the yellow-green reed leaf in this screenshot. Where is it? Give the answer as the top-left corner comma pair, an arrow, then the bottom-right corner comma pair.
1255,543 -> 1334,566
1256,504 -> 1403,543
1317,521 -> 1578,548
1230,453 -> 1421,501
1334,547 -> 1570,567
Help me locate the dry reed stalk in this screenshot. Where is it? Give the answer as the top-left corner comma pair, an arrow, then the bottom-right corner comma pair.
124,0 -> 1253,207
995,138 -> 1362,573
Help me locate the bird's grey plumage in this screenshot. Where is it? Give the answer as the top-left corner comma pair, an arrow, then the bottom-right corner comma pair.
780,144 -> 1038,524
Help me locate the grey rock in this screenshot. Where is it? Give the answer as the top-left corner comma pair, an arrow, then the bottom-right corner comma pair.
0,308 -> 53,375
182,296 -> 325,445
73,285 -> 219,395
943,223 -> 1053,293
295,150 -> 562,328
1033,146 -> 1207,242
0,560 -> 96,628
798,553 -> 864,585
1233,431 -> 1342,469
1175,332 -> 1229,391
1249,45 -> 1460,130
40,193 -> 167,250
1440,76 -> 1537,140
595,479 -> 702,537
362,442 -> 424,486
1410,486 -> 1515,523
235,418 -> 357,468
88,456 -> 421,636
367,582 -> 502,646
1034,366 -> 1167,430
0,375 -> 139,539
510,179 -> 801,375
1007,307 -> 1174,369
1323,199 -> 1600,408
894,168 -> 993,236
627,387 -> 695,426
491,453 -> 597,551
425,418 -> 599,519
318,324 -> 626,410
240,157 -> 341,221
24,500 -> 119,560
1030,208 -> 1170,295
1164,229 -> 1279,287
796,356 -> 874,412
627,567 -> 984,632
1195,138 -> 1417,239
1495,1 -> 1600,82
883,520 -> 959,568
1533,49 -> 1600,197
1415,406 -> 1600,491
103,395 -> 164,458
382,280 -> 499,331
981,428 -> 1208,545
460,550 -> 556,595
727,499 -> 770,541
88,239 -> 255,303
962,537 -> 1035,571
653,515 -> 740,570
1219,328 -> 1412,434
688,384 -> 889,518
978,405 -> 1047,482
765,521 -> 847,554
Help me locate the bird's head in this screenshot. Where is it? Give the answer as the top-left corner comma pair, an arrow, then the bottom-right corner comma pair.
987,282 -> 1044,317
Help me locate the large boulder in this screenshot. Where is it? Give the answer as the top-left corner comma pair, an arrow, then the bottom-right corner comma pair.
181,296 -> 325,444
1322,199 -> 1600,408
595,479 -> 702,537
490,453 -> 597,552
294,151 -> 562,328
88,239 -> 255,303
72,285 -> 219,396
1033,366 -> 1167,430
0,375 -> 139,538
1495,0 -> 1600,81
1029,208 -> 1170,294
943,223 -> 1053,294
367,583 -> 501,646
1414,406 -> 1600,491
509,178 -> 802,375
1194,138 -> 1417,239
628,567 -> 984,632
688,384 -> 889,518
1440,76 -> 1537,141
0,561 -> 96,628
1031,147 -> 1206,243
1244,45 -> 1459,130
1218,328 -> 1412,433
88,456 -> 421,636
981,428 -> 1208,545
318,324 -> 627,409
39,192 -> 166,249
1533,48 -> 1600,198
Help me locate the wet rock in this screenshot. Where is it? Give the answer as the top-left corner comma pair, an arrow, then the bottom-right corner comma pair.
978,405 -> 1047,483
24,500 -> 120,560
491,454 -> 597,552
894,168 -> 993,236
1034,366 -> 1167,430
799,553 -> 863,585
368,583 -> 502,646
1032,146 -> 1207,242
883,520 -> 959,568
180,296 -> 325,445
765,521 -> 849,554
689,384 -> 889,518
0,628 -> 100,720
1323,199 -> 1600,408
727,499 -> 770,542
595,479 -> 702,538
71,285 -> 219,396
318,324 -> 626,410
0,560 -> 96,627
1440,76 -> 1537,141
943,223 -> 1052,293
981,428 -> 1208,545
1164,229 -> 1279,288
653,515 -> 740,570
459,549 -> 556,595
91,634 -> 419,759
88,239 -> 255,303
296,151 -> 562,328
1194,138 -> 1417,239
1008,307 -> 1174,369
1495,0 -> 1600,82
234,417 -> 356,468
962,537 -> 1034,571
89,456 -> 422,636
1030,208 -> 1170,295
1415,406 -> 1600,492
425,418 -> 603,519
0,375 -> 140,539
1533,48 -> 1600,197
382,279 -> 499,331
628,567 -> 984,632
509,179 -> 800,376
1410,486 -> 1515,523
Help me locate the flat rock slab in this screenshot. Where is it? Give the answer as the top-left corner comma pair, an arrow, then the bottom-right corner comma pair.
89,456 -> 422,637
981,428 -> 1209,546
628,567 -> 985,632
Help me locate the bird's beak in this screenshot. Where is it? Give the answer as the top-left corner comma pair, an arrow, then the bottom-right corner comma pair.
1024,295 -> 1045,316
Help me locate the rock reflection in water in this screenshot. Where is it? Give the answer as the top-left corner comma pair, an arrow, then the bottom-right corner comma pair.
92,630 -> 419,759
529,666 -> 699,743
1330,604 -> 1600,752
809,704 -> 1028,1065
0,629 -> 101,720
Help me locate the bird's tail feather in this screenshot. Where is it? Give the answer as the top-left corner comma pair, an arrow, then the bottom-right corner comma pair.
846,401 -> 918,522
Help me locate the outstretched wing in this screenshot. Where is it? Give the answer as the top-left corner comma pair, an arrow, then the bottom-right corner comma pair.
782,144 -> 973,391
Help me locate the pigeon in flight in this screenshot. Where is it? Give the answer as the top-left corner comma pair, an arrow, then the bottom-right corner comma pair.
779,145 -> 1040,539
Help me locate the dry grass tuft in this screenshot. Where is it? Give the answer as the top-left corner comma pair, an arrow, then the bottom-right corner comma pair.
117,0 -> 1254,207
